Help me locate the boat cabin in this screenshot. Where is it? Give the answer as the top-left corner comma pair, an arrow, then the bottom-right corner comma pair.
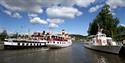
92,32 -> 116,46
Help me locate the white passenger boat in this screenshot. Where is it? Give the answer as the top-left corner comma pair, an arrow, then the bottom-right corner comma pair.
4,30 -> 72,49
4,31 -> 48,49
84,29 -> 123,54
46,30 -> 72,48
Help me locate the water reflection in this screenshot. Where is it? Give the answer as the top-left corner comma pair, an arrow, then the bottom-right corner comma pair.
95,56 -> 106,63
0,43 -> 125,63
83,43 -> 124,63
46,47 -> 73,63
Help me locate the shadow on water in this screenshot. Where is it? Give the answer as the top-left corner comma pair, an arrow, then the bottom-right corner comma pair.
0,42 -> 125,63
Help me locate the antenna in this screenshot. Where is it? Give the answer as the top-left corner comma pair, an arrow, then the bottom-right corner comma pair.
28,28 -> 30,35
97,24 -> 100,32
48,27 -> 53,35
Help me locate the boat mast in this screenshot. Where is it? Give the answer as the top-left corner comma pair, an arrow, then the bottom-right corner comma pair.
97,24 -> 103,33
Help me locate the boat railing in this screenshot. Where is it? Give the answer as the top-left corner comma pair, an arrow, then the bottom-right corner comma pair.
116,42 -> 123,46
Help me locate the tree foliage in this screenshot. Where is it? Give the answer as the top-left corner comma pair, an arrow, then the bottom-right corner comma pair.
114,26 -> 125,41
10,33 -> 19,38
88,4 -> 120,38
0,30 -> 8,41
70,34 -> 87,41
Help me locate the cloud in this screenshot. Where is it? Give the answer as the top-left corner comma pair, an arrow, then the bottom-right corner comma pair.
0,0 -> 43,13
47,19 -> 64,24
4,10 -> 11,15
12,12 -> 22,18
106,0 -> 125,9
30,17 -> 48,24
0,0 -> 95,13
89,5 -> 104,13
46,7 -> 82,19
111,12 -> 116,16
75,0 -> 95,7
34,0 -> 95,7
49,23 -> 59,28
4,10 -> 22,18
0,0 -> 96,28
89,4 -> 117,16
28,13 -> 38,17
120,24 -> 125,27
0,0 -> 94,19
108,8 -> 116,16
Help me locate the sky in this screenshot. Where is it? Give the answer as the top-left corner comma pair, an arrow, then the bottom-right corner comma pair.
0,0 -> 125,35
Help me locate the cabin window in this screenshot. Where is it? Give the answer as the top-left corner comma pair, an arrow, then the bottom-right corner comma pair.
20,43 -> 22,46
64,42 -> 65,44
24,43 -> 27,46
32,43 -> 34,46
38,43 -> 40,46
35,43 -> 37,46
53,42 -> 55,43
28,43 -> 30,46
22,43 -> 24,46
107,39 -> 111,45
41,43 -> 43,45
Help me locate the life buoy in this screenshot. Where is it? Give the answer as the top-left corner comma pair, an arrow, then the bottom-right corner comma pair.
103,40 -> 106,43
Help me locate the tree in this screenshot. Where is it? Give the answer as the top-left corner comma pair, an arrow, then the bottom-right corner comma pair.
0,30 -> 8,41
70,34 -> 87,41
88,21 -> 98,35
114,26 -> 125,41
117,26 -> 125,34
11,33 -> 19,38
88,4 -> 120,38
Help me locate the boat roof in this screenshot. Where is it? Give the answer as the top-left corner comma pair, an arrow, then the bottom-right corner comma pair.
88,35 -> 95,38
97,32 -> 106,35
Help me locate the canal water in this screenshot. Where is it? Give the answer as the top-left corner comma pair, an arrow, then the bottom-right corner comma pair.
0,42 -> 125,63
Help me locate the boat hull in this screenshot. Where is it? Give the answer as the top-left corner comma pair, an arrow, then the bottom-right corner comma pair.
46,41 -> 72,48
84,44 -> 122,54
46,44 -> 72,48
